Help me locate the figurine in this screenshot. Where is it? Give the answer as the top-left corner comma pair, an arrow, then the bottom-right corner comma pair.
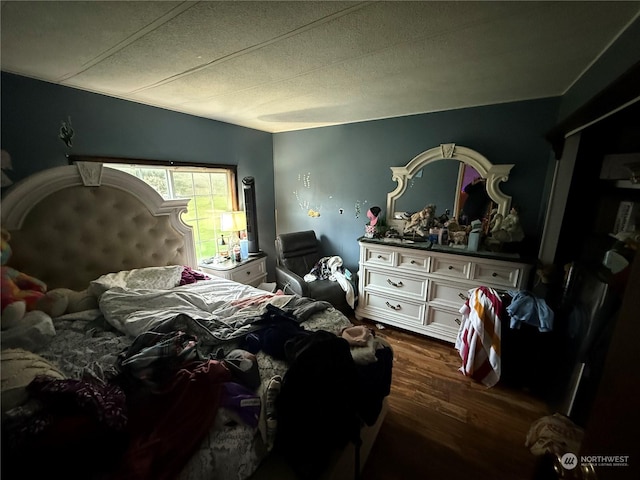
367,206 -> 382,226
365,206 -> 383,238
451,230 -> 467,245
403,204 -> 436,236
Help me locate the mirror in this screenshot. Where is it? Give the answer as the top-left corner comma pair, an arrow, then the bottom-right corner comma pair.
395,160 -> 460,217
386,143 -> 514,231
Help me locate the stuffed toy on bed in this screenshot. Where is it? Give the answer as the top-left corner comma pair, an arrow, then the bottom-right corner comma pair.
1,229 -> 68,332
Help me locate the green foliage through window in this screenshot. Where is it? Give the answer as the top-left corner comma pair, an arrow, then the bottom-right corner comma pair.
105,164 -> 236,261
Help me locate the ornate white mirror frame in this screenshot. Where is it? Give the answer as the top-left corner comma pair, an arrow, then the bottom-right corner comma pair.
386,143 -> 514,229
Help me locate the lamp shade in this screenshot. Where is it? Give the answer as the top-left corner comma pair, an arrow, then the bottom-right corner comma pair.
221,211 -> 247,232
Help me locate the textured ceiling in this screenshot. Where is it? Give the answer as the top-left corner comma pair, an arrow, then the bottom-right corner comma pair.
2,1 -> 639,133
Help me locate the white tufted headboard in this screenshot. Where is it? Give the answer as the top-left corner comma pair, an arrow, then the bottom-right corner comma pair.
1,164 -> 196,290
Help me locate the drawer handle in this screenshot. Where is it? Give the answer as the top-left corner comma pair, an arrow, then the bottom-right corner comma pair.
385,301 -> 401,310
246,271 -> 251,275
492,272 -> 498,277
458,293 -> 467,300
455,318 -> 461,325
448,265 -> 454,270
377,255 -> 384,259
387,279 -> 404,288
410,260 -> 417,265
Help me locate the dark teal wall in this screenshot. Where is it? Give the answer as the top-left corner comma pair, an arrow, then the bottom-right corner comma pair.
1,73 -> 277,276
273,97 -> 561,271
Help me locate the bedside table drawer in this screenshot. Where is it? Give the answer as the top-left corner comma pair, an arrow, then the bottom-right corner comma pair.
229,259 -> 266,285
199,254 -> 267,287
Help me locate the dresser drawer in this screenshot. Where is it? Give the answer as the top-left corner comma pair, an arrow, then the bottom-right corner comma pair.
360,291 -> 425,325
397,251 -> 430,272
425,305 -> 462,342
472,261 -> 522,289
430,256 -> 471,279
363,267 -> 428,301
428,280 -> 468,309
361,245 -> 394,267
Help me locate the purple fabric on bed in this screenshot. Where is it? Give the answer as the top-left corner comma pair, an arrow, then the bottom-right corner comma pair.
179,266 -> 210,285
27,376 -> 127,430
220,382 -> 261,428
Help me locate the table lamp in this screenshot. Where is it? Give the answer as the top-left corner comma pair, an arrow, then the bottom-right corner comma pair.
221,211 -> 248,260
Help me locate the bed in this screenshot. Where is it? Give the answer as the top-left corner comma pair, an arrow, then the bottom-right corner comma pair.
0,164 -> 391,480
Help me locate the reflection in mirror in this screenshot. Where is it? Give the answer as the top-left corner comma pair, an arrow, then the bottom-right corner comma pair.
395,161 -> 459,217
458,168 -> 491,225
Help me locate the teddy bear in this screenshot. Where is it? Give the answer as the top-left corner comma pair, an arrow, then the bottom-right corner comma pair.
1,229 -> 69,331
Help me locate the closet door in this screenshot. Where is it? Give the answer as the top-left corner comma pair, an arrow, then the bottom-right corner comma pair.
537,132 -> 581,266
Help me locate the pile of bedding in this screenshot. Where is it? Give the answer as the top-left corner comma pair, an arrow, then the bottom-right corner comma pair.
1,265 -> 392,480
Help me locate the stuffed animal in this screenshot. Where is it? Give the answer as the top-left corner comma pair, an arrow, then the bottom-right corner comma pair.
1,229 -> 68,330
47,287 -> 97,313
490,206 -> 525,243
403,204 -> 436,236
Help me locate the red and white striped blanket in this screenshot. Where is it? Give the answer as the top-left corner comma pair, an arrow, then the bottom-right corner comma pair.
454,286 -> 502,387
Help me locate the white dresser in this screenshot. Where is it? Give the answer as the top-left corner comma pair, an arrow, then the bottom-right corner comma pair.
355,239 -> 532,343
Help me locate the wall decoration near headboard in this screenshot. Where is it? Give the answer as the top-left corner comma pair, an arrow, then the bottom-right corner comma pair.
386,143 -> 514,230
1,164 -> 196,290
59,116 -> 75,148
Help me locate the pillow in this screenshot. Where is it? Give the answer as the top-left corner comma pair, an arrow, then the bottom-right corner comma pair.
1,348 -> 66,412
89,265 -> 184,298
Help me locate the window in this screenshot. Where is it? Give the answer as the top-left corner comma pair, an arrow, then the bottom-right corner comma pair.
69,156 -> 237,262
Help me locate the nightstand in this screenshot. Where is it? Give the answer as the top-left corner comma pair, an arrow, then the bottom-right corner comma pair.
199,253 -> 267,287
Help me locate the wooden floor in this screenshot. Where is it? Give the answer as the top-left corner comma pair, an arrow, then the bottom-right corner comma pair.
355,319 -> 551,480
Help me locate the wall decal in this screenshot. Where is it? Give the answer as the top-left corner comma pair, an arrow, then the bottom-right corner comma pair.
59,116 -> 74,147
293,171 -> 322,217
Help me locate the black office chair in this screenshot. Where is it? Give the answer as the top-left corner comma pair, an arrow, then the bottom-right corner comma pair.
274,230 -> 356,315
